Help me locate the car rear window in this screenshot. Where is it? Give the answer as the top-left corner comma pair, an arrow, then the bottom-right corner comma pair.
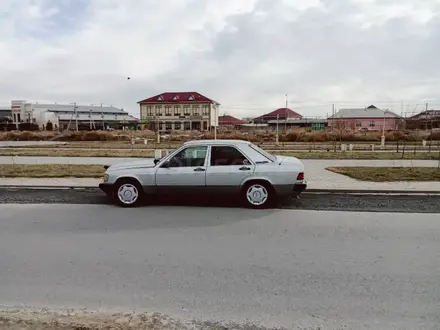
249,144 -> 276,162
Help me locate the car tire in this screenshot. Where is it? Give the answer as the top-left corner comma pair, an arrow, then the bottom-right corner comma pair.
113,179 -> 143,207
241,181 -> 275,209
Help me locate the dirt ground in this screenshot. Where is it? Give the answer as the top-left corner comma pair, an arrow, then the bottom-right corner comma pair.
0,309 -> 287,330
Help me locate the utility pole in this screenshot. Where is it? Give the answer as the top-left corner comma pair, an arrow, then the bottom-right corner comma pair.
331,104 -> 335,132
276,114 -> 279,145
429,106 -> 433,152
425,102 -> 429,130
214,104 -> 217,140
101,102 -> 104,130
381,108 -> 388,148
74,102 -> 78,131
284,94 -> 288,131
67,102 -> 79,132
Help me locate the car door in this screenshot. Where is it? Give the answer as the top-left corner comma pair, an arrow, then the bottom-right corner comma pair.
155,145 -> 208,194
205,145 -> 255,194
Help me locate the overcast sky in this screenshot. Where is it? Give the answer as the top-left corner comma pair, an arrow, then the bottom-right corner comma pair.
1,0 -> 440,118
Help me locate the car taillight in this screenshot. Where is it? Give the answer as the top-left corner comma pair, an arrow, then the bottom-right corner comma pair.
297,172 -> 304,181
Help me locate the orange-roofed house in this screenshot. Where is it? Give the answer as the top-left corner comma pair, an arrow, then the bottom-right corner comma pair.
218,115 -> 247,127
253,108 -> 302,124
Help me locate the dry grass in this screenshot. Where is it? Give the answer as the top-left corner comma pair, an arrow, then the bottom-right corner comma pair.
279,151 -> 440,160
0,148 -> 439,160
327,167 -> 440,181
0,148 -> 154,158
0,164 -> 104,178
1,129 -> 439,143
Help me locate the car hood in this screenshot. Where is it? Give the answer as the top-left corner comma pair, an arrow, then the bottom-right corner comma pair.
106,159 -> 156,171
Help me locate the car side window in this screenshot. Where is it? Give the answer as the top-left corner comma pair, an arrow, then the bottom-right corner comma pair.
167,146 -> 207,167
210,146 -> 250,166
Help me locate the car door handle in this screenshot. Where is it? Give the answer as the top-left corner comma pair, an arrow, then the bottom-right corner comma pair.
239,166 -> 251,171
194,167 -> 206,172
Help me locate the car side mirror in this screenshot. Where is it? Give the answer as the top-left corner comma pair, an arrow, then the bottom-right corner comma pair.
154,158 -> 161,165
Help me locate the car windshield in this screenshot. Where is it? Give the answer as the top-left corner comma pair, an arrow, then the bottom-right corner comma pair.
249,143 -> 277,162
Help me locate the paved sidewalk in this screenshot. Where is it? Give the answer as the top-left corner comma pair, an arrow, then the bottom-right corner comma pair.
0,157 -> 439,191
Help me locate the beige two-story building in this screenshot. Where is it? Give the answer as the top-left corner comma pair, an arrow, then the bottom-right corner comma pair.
138,92 -> 220,131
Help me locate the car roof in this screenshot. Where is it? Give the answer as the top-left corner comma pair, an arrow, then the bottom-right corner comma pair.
183,139 -> 251,146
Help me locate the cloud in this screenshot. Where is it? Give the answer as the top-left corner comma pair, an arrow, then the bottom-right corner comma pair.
0,0 -> 440,118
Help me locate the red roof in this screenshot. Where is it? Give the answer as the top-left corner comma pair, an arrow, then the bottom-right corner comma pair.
255,108 -> 302,120
219,115 -> 246,125
138,92 -> 219,104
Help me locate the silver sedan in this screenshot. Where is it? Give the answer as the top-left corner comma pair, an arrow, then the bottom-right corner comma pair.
99,139 -> 307,208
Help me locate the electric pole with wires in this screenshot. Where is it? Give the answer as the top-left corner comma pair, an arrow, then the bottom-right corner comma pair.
66,102 -> 79,132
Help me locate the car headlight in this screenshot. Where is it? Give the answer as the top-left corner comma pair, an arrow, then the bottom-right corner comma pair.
103,174 -> 109,182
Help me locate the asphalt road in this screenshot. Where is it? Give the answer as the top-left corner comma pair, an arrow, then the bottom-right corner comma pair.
1,188 -> 440,213
0,205 -> 439,329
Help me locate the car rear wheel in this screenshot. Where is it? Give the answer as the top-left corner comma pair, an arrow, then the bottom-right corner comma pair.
242,181 -> 275,209
114,179 -> 143,207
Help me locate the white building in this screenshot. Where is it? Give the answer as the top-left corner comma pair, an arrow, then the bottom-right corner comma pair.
11,100 -> 139,130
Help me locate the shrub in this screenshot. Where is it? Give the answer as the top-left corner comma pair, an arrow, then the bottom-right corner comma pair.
1,128 -> 438,143
427,131 -> 440,141
0,131 -> 46,141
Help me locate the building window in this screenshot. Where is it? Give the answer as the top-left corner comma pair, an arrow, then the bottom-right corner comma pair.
202,105 -> 210,115
184,121 -> 191,130
174,106 -> 181,116
159,122 -> 164,130
369,120 -> 375,127
157,96 -> 163,101
165,122 -> 172,130
146,106 -> 153,116
183,105 -> 190,116
174,122 -> 181,130
192,105 -> 199,116
17,114 -> 21,122
203,121 -> 208,130
188,95 -> 195,101
356,121 -> 362,127
165,105 -> 172,116
173,96 -> 179,101
155,106 -> 162,116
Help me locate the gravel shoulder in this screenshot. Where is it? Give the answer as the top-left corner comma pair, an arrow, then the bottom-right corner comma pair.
1,188 -> 440,213
0,309 -> 278,330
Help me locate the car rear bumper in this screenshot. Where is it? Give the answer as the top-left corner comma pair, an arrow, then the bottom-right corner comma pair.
292,182 -> 307,195
274,182 -> 307,197
99,183 -> 114,195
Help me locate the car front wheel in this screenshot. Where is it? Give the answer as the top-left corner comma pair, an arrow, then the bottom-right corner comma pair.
242,181 -> 275,209
114,179 -> 143,207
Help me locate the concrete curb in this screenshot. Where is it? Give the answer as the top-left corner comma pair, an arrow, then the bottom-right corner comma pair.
1,186 -> 440,195
306,189 -> 440,195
